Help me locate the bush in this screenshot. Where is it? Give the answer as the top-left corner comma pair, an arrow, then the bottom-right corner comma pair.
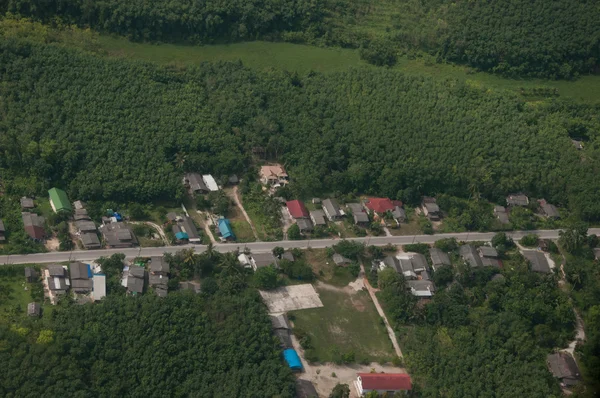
492,232 -> 514,248
434,238 -> 459,252
333,240 -> 365,260
348,262 -> 360,278
403,243 -> 430,255
359,40 -> 397,67
252,266 -> 279,290
280,259 -> 314,281
520,234 -> 539,247
287,224 -> 301,240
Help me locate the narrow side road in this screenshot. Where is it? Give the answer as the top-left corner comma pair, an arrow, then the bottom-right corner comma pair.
232,185 -> 260,241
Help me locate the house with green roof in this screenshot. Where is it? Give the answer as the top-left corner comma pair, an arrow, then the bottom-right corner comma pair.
48,188 -> 72,213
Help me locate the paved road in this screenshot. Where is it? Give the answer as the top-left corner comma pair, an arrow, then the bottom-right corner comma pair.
2,228 -> 599,265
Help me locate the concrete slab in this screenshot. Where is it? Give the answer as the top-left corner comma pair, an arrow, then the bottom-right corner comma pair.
260,284 -> 323,314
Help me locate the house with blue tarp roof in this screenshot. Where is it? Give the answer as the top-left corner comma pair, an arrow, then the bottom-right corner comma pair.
283,349 -> 302,371
218,218 -> 235,241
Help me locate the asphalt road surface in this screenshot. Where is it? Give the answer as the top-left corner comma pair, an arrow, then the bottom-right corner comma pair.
2,228 -> 599,265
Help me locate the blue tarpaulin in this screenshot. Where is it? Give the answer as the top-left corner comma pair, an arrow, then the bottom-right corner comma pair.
176,231 -> 189,240
86,263 -> 92,278
283,349 -> 302,370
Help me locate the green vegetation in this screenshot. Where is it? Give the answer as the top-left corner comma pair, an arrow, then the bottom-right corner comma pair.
3,0 -> 323,44
291,288 -> 392,364
0,292 -> 295,396
376,249 -> 575,397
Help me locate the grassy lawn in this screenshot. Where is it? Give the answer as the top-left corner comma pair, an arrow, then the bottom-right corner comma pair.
0,272 -> 53,320
99,35 -> 600,103
304,249 -> 356,287
290,287 -> 394,363
99,36 -> 365,74
230,220 -> 255,243
389,214 -> 422,236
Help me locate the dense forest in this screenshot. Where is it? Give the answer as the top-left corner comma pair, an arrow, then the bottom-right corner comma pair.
0,276 -> 295,396
1,39 -> 599,218
1,0 -> 324,43
3,0 -> 600,78
375,243 -> 575,397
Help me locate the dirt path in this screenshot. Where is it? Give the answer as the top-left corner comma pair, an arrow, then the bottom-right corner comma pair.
231,186 -> 260,241
197,211 -> 217,243
558,253 -> 586,357
129,221 -> 170,246
361,265 -> 404,358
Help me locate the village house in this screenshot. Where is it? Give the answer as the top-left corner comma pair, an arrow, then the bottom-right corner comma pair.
100,222 -> 137,248
547,352 -> 580,387
149,256 -> 169,297
459,245 -> 484,268
594,248 -> 600,260
25,267 -> 38,283
538,199 -> 560,219
322,199 -> 342,221
183,173 -> 208,194
392,206 -> 406,224
364,197 -> 400,216
506,193 -> 529,207
286,200 -> 309,219
0,219 -> 5,242
260,164 -> 289,186
355,373 -> 412,396
429,248 -> 451,271
281,251 -> 295,262
20,197 -> 34,209
478,246 -> 502,267
73,207 -> 90,221
238,252 -> 278,271
202,174 -> 219,192
353,211 -> 370,226
309,210 -> 327,227
124,265 -> 145,295
48,187 -> 72,213
22,212 -> 46,241
69,261 -> 92,294
73,200 -> 85,210
494,205 -> 510,224
571,139 -> 583,150
296,218 -> 314,233
407,279 -> 435,297
81,232 -> 102,249
76,220 -> 97,233
270,314 -> 292,349
172,215 -> 201,243
27,302 -> 41,317
45,265 -> 69,304
217,217 -> 235,241
522,250 -> 551,273
421,196 -> 441,221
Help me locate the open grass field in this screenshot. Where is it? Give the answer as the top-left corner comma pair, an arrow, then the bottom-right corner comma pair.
99,37 -> 365,74
290,286 -> 394,363
97,35 -> 600,104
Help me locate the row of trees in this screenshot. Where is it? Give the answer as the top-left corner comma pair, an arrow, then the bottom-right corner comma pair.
2,0 -> 325,43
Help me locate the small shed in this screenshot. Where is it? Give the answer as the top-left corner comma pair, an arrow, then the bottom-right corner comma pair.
20,197 -> 34,209
25,267 -> 38,283
332,253 -> 351,266
27,302 -> 41,317
283,349 -> 303,370
48,188 -> 72,213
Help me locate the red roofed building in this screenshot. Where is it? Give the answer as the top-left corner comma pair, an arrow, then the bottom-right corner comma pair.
355,373 -> 412,395
364,198 -> 402,214
286,200 -> 309,219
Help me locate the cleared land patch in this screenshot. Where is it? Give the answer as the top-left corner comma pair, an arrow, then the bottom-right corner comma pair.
260,284 -> 324,313
290,286 -> 394,363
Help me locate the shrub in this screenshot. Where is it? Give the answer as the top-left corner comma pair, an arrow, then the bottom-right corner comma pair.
520,234 -> 539,247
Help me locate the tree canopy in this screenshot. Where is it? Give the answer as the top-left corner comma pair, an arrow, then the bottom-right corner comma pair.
1,40 -> 599,219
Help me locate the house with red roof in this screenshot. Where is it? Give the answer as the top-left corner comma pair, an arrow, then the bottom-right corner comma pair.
364,198 -> 402,215
286,200 -> 309,219
355,373 -> 412,396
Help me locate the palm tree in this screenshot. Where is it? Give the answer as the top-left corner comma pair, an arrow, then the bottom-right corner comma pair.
182,248 -> 196,266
